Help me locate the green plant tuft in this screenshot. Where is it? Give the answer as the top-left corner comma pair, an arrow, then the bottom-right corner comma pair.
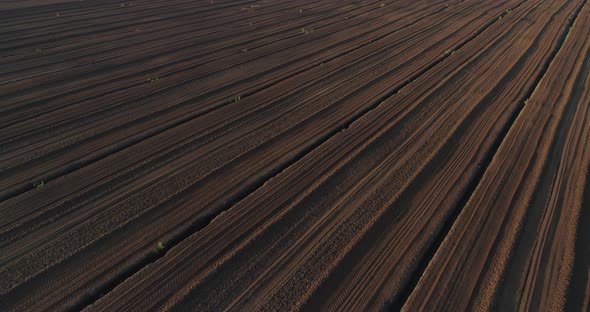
154,241 -> 165,253
300,27 -> 311,34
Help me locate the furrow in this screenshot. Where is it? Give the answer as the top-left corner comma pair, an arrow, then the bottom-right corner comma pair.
0,0 -> 456,201
0,0 -> 518,310
403,0 -> 590,310
78,0 -> 581,310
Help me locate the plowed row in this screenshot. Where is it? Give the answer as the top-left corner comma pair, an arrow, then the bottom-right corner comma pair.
0,0 -> 588,311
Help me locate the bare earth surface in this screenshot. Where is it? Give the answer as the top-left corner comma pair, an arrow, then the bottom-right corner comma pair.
0,0 -> 588,311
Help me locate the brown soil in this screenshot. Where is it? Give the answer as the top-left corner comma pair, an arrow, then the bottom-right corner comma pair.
0,0 -> 588,310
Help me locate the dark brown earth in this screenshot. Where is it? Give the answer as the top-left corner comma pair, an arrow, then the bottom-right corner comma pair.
0,0 -> 588,311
